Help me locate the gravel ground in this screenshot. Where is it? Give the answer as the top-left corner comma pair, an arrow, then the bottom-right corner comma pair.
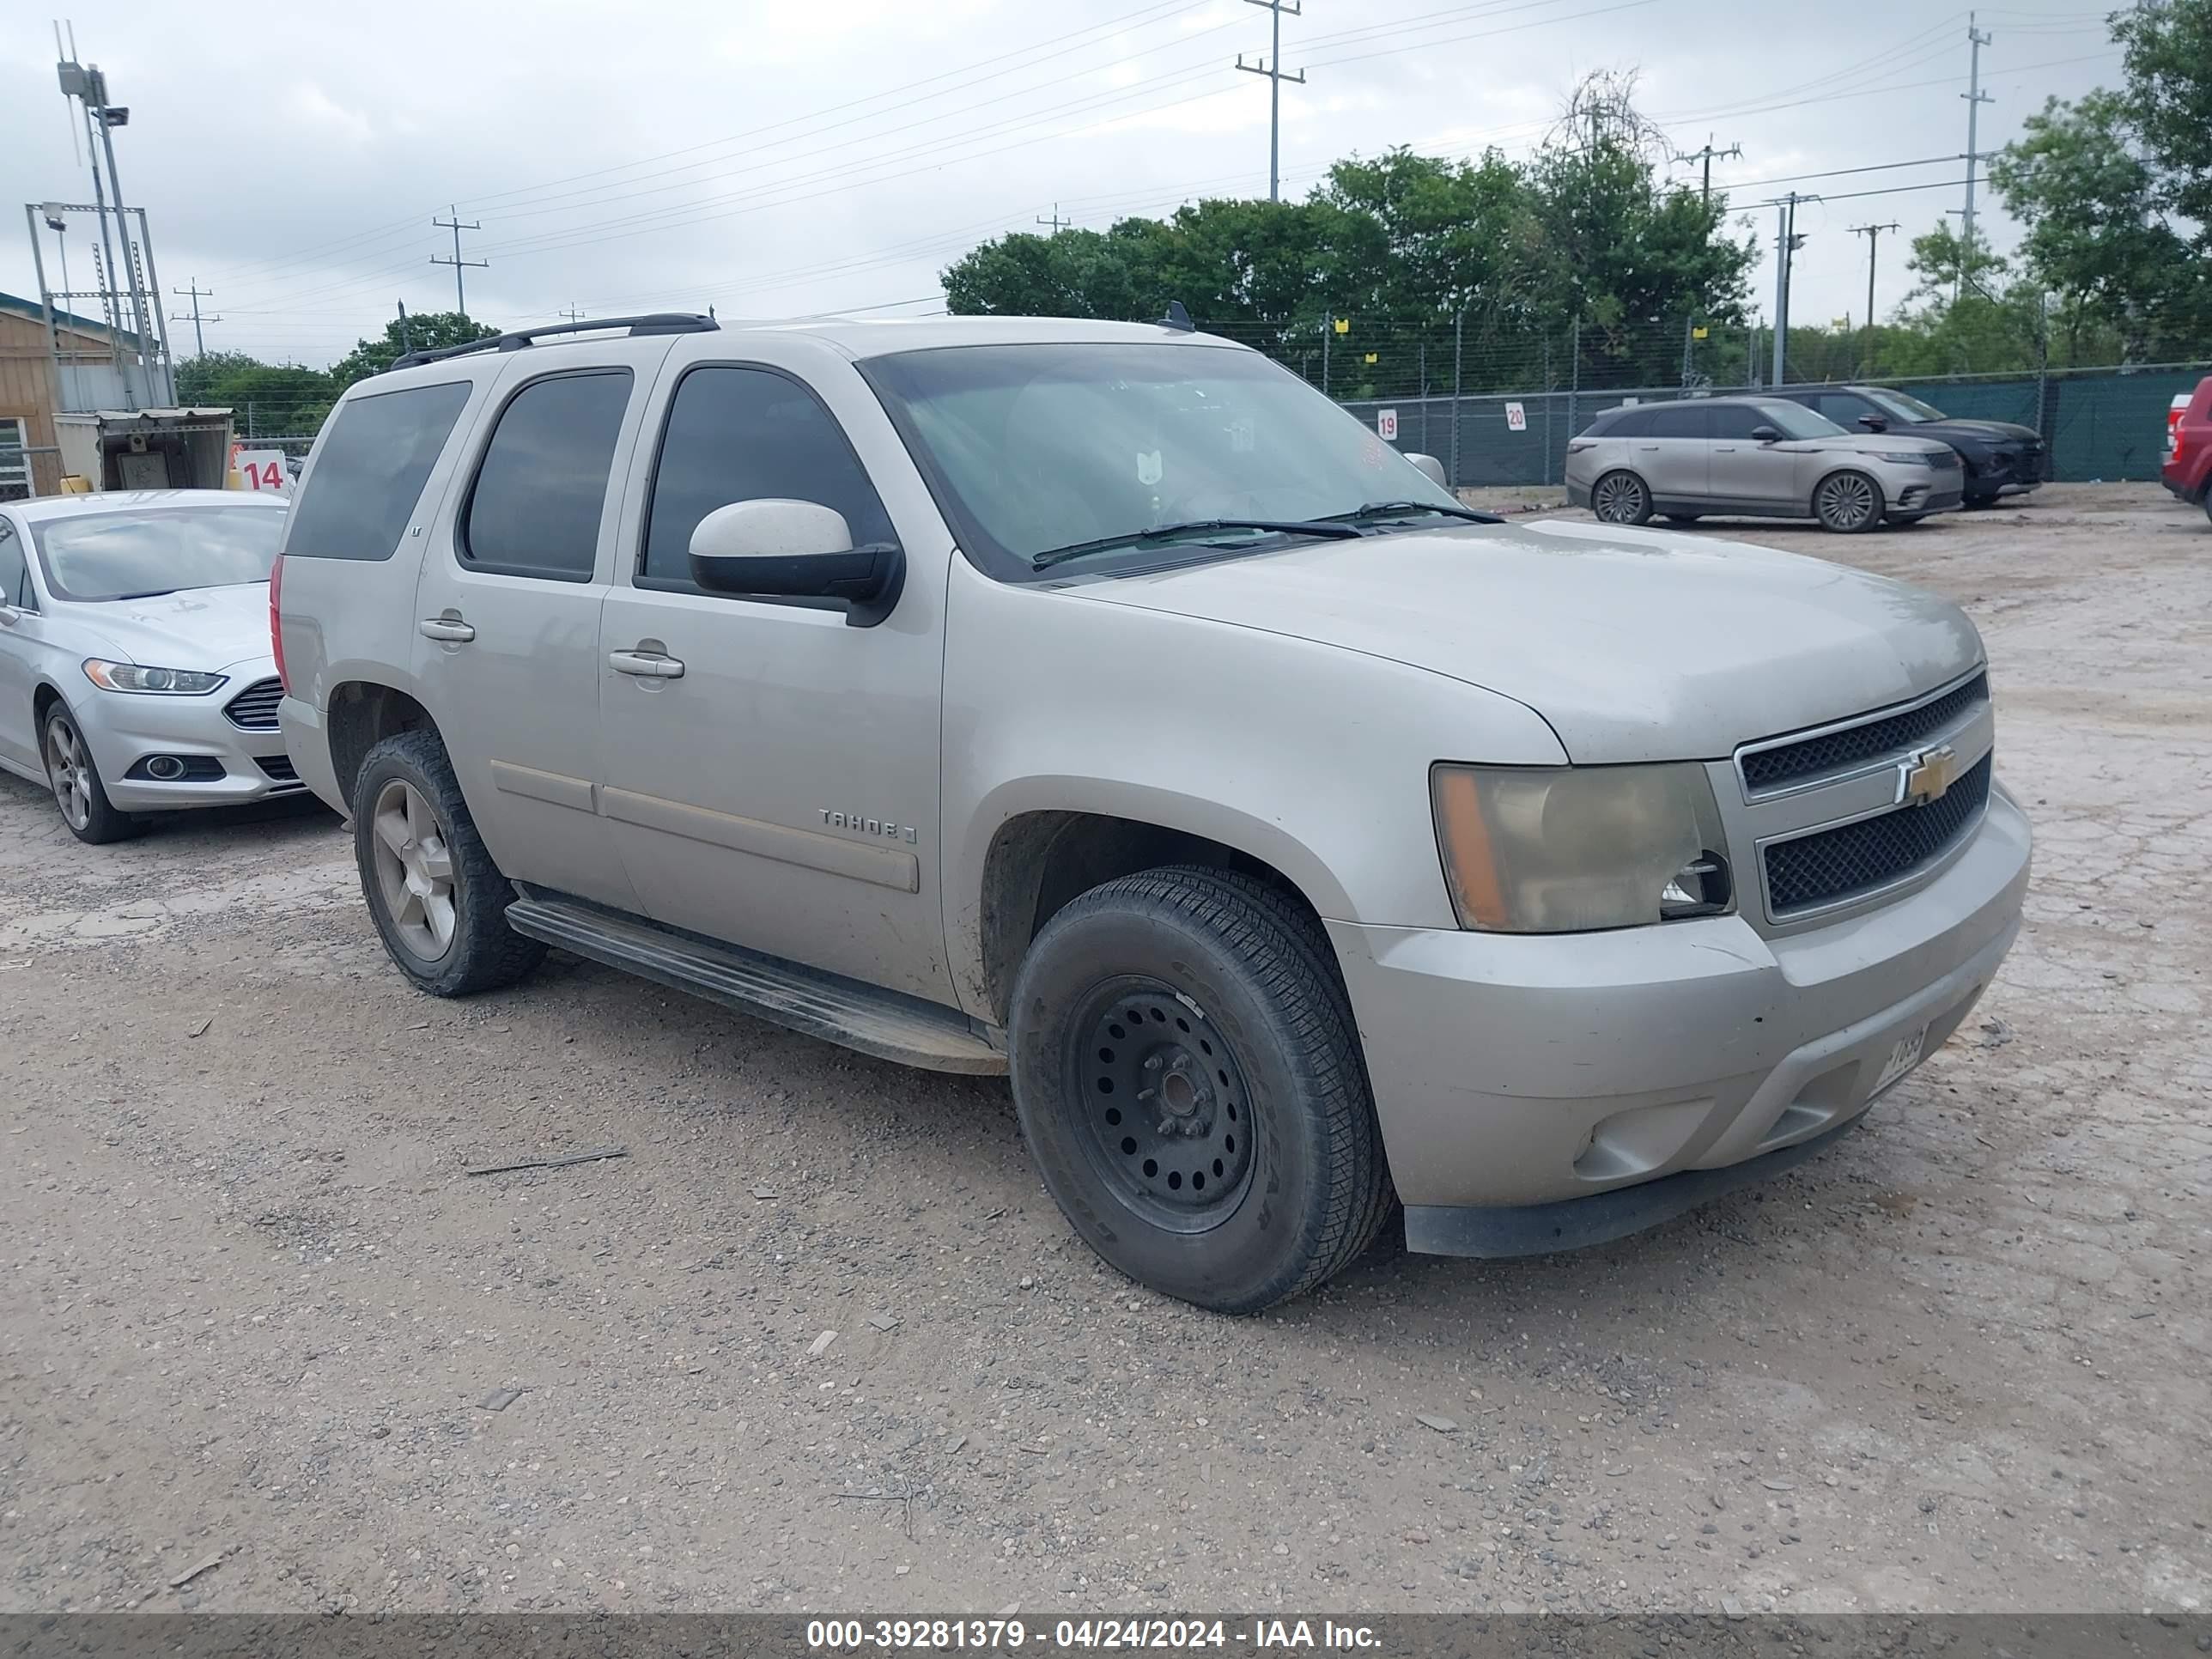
2,483 -> 2207,1618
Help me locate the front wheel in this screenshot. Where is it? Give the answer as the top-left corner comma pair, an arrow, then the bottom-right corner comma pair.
1814,469 -> 1883,533
44,707 -> 142,844
1591,470 -> 1652,526
353,730 -> 545,997
1008,867 -> 1394,1314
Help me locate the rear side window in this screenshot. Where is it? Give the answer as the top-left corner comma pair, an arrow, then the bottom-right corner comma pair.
1594,406 -> 1650,437
286,380 -> 470,562
640,365 -> 896,592
461,370 -> 633,582
1649,404 -> 1707,438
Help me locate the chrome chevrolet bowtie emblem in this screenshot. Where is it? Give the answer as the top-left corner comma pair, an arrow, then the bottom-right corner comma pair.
1899,743 -> 1960,805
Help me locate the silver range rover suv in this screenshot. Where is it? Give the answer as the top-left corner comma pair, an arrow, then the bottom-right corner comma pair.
273,312 -> 2030,1313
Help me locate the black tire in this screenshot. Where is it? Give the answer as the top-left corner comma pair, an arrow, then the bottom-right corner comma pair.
2203,493 -> 2212,528
352,729 -> 545,997
1963,491 -> 2001,510
1008,866 -> 1395,1314
1590,470 -> 1652,526
1888,513 -> 1926,529
1660,513 -> 1703,525
42,703 -> 143,845
1813,468 -> 1883,533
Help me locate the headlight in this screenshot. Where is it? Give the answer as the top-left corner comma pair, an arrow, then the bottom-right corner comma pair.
1858,449 -> 1937,466
82,659 -> 228,695
1431,763 -> 1734,933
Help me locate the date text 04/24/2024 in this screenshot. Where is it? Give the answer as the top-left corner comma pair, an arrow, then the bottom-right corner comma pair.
805,1620 -> 1382,1650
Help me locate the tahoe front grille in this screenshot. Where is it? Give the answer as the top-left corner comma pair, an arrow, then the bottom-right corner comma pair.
1741,672 -> 1987,793
223,678 -> 283,732
1764,754 -> 1992,915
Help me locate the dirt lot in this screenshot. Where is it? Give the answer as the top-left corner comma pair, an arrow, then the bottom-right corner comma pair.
3,483 -> 2207,1618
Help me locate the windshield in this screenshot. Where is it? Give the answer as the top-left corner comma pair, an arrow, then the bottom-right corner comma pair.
33,505 -> 288,603
861,342 -> 1463,578
1866,388 -> 1948,423
1756,402 -> 1847,440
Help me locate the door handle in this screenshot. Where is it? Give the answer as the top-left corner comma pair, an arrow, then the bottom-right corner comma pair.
1713,445 -> 1738,453
418,617 -> 476,643
609,649 -> 685,679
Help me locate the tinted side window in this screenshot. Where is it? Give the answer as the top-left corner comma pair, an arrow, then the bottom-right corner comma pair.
1649,404 -> 1708,439
287,381 -> 471,562
462,371 -> 633,582
641,366 -> 896,591
1814,392 -> 1872,423
1595,406 -> 1650,437
1708,405 -> 1772,441
0,521 -> 28,608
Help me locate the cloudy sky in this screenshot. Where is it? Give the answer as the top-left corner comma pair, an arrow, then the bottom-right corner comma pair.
2,0 -> 2120,371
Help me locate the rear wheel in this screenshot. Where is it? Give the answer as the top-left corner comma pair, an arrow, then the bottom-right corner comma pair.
1814,469 -> 1882,533
1591,470 -> 1652,526
353,730 -> 545,997
1008,867 -> 1394,1314
1964,490 -> 2001,510
43,707 -> 142,845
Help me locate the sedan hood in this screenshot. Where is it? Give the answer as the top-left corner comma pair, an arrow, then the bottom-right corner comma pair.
1062,520 -> 1983,763
60,582 -> 275,675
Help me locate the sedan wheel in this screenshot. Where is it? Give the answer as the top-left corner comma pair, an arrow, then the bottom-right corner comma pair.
42,709 -> 141,844
1814,470 -> 1881,533
368,777 -> 460,963
1592,470 -> 1652,526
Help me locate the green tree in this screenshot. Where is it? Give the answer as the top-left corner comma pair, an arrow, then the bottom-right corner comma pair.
174,350 -> 267,405
331,311 -> 496,388
2112,0 -> 2212,238
1990,91 -> 2194,362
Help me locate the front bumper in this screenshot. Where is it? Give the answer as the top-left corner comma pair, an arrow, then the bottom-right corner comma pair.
71,660 -> 307,812
1328,785 -> 2031,1250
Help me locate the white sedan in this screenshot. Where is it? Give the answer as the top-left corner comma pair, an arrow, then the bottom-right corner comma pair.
0,489 -> 304,843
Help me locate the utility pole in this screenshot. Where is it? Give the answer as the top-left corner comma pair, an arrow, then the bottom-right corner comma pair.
1771,193 -> 1810,386
170,280 -> 216,357
431,206 -> 487,317
1959,12 -> 1993,304
1035,204 -> 1071,234
1236,0 -> 1304,203
1674,135 -> 1741,380
1847,223 -> 1899,374
396,300 -> 413,356
557,305 -> 586,324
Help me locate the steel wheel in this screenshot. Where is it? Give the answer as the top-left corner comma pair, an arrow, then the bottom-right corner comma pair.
1815,470 -> 1880,532
1592,471 -> 1650,525
368,778 -> 459,963
1066,975 -> 1257,1234
45,714 -> 94,832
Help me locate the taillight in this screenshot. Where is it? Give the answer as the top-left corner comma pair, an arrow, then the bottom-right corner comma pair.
269,553 -> 287,692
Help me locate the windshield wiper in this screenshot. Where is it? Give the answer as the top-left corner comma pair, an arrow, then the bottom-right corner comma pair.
108,589 -> 178,600
1321,500 -> 1504,526
1031,517 -> 1364,572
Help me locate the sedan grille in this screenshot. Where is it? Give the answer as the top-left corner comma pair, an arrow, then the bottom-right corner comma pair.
257,754 -> 300,783
223,678 -> 283,732
1741,673 -> 1987,793
1765,754 -> 1991,915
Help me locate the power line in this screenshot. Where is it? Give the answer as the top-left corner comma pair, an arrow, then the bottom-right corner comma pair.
170,280 -> 218,357
430,207 -> 487,316
1236,0 -> 1305,203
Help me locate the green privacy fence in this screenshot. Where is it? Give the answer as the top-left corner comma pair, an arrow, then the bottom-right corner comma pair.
1340,362 -> 2210,490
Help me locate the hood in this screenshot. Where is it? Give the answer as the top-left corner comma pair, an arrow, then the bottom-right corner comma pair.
1060,520 -> 1983,763
1899,417 -> 2041,446
58,582 -> 276,676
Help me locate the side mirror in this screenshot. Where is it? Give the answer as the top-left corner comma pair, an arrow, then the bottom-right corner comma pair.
1750,424 -> 1782,444
1856,413 -> 1889,432
688,498 -> 904,629
1406,453 -> 1450,490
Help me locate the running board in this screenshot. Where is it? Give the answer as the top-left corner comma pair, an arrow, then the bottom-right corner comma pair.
504,891 -> 1007,1075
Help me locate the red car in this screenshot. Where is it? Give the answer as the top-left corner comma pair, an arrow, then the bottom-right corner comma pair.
2166,376 -> 2212,525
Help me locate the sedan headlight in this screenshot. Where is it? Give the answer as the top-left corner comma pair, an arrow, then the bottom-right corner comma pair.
1431,763 -> 1734,933
82,659 -> 228,695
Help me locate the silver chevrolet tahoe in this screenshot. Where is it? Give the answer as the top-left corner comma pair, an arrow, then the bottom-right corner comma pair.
274,312 -> 2031,1313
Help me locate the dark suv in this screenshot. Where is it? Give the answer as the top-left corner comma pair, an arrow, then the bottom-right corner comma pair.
1773,386 -> 2045,509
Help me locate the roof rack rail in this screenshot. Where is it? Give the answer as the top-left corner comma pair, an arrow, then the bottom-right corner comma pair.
388,313 -> 719,371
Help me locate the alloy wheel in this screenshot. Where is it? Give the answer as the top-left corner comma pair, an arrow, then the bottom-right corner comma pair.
370,778 -> 459,962
1818,472 -> 1878,531
1594,473 -> 1646,524
45,715 -> 93,832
